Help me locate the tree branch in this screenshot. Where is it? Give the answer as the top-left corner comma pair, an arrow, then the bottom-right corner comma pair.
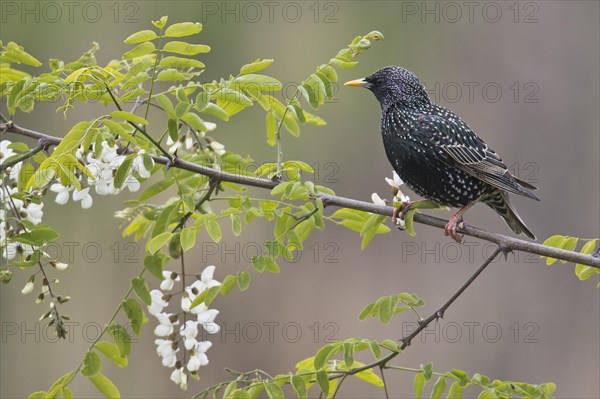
2,121 -> 599,268
332,247 -> 503,381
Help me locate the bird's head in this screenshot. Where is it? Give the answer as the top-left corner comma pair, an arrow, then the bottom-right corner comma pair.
345,66 -> 430,109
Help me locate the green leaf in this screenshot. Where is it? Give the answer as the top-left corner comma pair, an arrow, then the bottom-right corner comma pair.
314,344 -> 337,370
152,16 -> 168,29
558,237 -> 578,263
359,302 -> 375,321
180,227 -> 197,252
240,59 -> 274,74
44,372 -> 74,399
146,232 -> 173,254
164,22 -> 203,37
212,88 -> 253,106
378,295 -> 398,325
264,257 -> 280,273
200,102 -> 229,121
447,382 -> 465,399
422,363 -> 433,381
110,110 -> 148,125
266,111 -> 277,147
123,298 -> 146,335
234,74 -> 282,91
81,351 -> 102,377
230,214 -> 242,237
343,342 -> 354,368
316,370 -> 330,397
13,227 -> 59,246
88,373 -> 121,399
138,179 -> 175,202
237,271 -> 250,291
123,42 -> 156,60
124,30 -> 158,44
576,239 -> 598,279
156,68 -> 191,81
381,339 -> 401,353
368,340 -> 381,359
252,256 -> 266,273
144,253 -> 167,279
290,375 -> 307,399
113,154 -> 136,190
181,111 -> 208,131
302,74 -> 326,108
95,341 -> 128,368
62,387 -> 74,399
154,94 -> 177,120
107,323 -> 131,357
206,220 -> 222,243
131,276 -> 151,305
159,56 -> 205,69
220,274 -> 237,296
414,373 -> 426,399
162,41 -> 210,55
405,209 -> 416,237
542,235 -> 564,265
3,42 -> 42,66
264,382 -> 284,399
430,377 -> 446,399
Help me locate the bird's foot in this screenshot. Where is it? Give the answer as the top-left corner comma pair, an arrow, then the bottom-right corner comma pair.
392,200 -> 413,226
444,214 -> 465,243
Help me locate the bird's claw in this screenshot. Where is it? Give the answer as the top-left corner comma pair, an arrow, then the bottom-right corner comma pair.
444,215 -> 465,243
392,200 -> 413,227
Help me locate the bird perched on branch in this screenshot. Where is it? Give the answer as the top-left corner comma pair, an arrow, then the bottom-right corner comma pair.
345,66 -> 539,242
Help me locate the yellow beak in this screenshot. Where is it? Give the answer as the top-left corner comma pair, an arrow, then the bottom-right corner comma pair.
344,78 -> 368,88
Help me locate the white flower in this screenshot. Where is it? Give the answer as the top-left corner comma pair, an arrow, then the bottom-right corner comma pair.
155,339 -> 174,356
73,188 -> 93,209
21,280 -> 34,295
187,341 -> 212,372
208,141 -> 225,156
21,202 -> 44,225
149,289 -> 169,315
385,171 -> 404,189
50,184 -> 72,205
371,193 -> 386,206
133,150 -> 152,179
154,312 -> 179,337
180,320 -> 203,350
197,307 -> 220,334
0,140 -> 15,165
162,347 -> 179,368
170,367 -> 187,390
53,262 -> 69,271
160,270 -> 180,291
398,192 -> 410,203
384,171 -> 410,203
204,122 -> 217,132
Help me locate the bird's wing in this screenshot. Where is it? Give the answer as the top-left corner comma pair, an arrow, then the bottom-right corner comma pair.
418,113 -> 539,200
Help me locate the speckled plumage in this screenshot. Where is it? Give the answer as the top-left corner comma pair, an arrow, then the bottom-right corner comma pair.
354,66 -> 539,239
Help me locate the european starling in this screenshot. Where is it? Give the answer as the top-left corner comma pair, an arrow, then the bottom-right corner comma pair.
345,66 -> 539,242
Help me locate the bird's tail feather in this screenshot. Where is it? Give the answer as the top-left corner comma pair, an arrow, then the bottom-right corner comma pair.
485,191 -> 536,240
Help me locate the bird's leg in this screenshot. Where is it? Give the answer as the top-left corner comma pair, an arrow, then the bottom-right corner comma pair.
392,200 -> 430,225
444,203 -> 474,243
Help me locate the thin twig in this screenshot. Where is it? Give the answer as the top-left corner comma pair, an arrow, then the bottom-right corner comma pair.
335,246 -> 503,379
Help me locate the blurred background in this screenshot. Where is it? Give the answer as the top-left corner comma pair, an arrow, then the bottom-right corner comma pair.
1,1 -> 598,398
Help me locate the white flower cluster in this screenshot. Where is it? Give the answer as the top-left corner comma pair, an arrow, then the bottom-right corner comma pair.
371,171 -> 410,207
165,129 -> 226,157
50,141 -> 153,209
149,265 -> 221,390
1,140 -> 44,260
